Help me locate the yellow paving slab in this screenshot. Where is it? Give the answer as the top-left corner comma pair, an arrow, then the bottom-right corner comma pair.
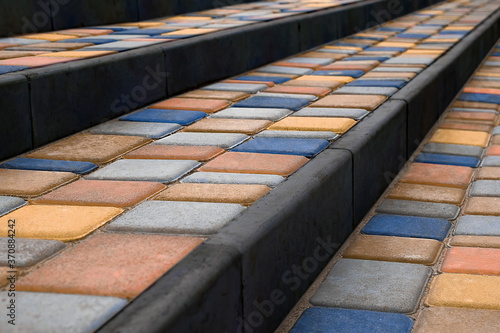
425,273 -> 500,310
40,50 -> 117,58
268,117 -> 356,134
23,34 -> 77,41
0,205 -> 123,241
429,129 -> 490,147
309,94 -> 387,111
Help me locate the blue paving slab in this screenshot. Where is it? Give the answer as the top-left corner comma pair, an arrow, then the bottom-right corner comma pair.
312,70 -> 365,78
111,28 -> 175,35
92,26 -> 134,32
492,52 -> 500,57
231,137 -> 329,157
365,47 -> 407,52
344,56 -> 390,62
377,27 -> 406,32
459,92 -> 500,104
414,153 -> 480,167
347,80 -> 406,88
349,36 -> 385,41
291,307 -> 413,333
0,158 -> 97,174
440,30 -> 468,35
56,38 -> 119,44
362,214 -> 452,241
233,96 -> 310,111
0,196 -> 26,217
0,65 -> 30,75
335,42 -> 369,49
396,33 -> 431,39
455,215 -> 500,236
233,76 -> 291,84
310,259 -> 431,313
120,109 -> 206,126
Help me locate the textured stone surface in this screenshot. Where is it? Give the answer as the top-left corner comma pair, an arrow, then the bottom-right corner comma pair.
231,137 -> 329,157
153,132 -> 249,149
210,107 -> 292,120
0,292 -> 127,333
414,153 -> 480,168
470,180 -> 500,196
343,234 -> 443,265
294,107 -> 368,119
90,121 -> 181,139
123,145 -> 223,161
441,247 -> 500,275
181,172 -> 284,186
388,183 -> 465,204
291,307 -> 413,333
429,129 -> 490,148
463,197 -> 500,216
482,156 -> 500,166
268,117 -> 356,134
255,130 -> 338,140
450,235 -> 500,248
425,273 -> 500,310
17,233 -> 203,298
233,95 -> 310,111
0,238 -> 65,267
120,109 -> 206,126
202,82 -> 269,93
0,169 -> 77,197
377,199 -> 460,220
0,196 -> 26,216
106,201 -> 246,234
151,98 -> 230,113
183,118 -> 271,134
0,205 -> 122,241
422,143 -> 484,158
413,307 -> 500,333
0,157 -> 98,175
309,94 -> 387,110
310,259 -> 431,313
454,215 -> 500,236
86,159 -> 199,183
34,179 -> 165,207
400,163 -> 473,188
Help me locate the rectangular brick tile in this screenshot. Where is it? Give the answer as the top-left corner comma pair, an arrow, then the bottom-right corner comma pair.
199,152 -> 308,176
400,163 -> 473,188
450,235 -> 500,248
388,183 -> 465,204
17,233 -> 203,298
0,56 -> 75,67
178,90 -> 249,102
377,199 -> 459,220
0,169 -> 77,197
268,117 -> 356,134
476,167 -> 500,180
265,85 -> 332,97
429,129 -> 490,147
123,145 -> 224,161
441,247 -> 500,275
463,197 -> 500,216
413,307 -> 500,333
183,118 -> 271,134
151,98 -> 230,113
310,94 -> 387,110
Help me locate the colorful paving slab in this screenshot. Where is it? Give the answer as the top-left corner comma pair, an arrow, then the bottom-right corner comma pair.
2,0 -> 500,331
280,34 -> 500,332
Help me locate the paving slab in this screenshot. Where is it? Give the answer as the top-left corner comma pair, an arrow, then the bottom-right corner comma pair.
463,197 -> 500,215
441,247 -> 500,275
0,292 -> 127,333
400,163 -> 473,188
413,307 -> 500,333
234,75 -> 291,84
123,145 -> 223,161
233,96 -> 310,111
377,199 -> 460,220
429,129 -> 490,147
231,137 -> 329,157
482,156 -> 500,166
268,117 -> 356,134
151,98 -> 230,113
255,130 -> 338,140
470,180 -> 500,196
17,233 -> 203,298
178,90 -> 249,102
291,307 -> 413,333
181,172 -> 284,186
0,205 -> 123,241
0,238 -> 65,267
455,215 -> 500,235
24,134 -> 150,164
310,259 -> 431,313
183,118 -> 271,134
0,169 -> 77,197
362,214 -> 452,241
450,235 -> 500,248
155,183 -> 270,205
210,107 -> 292,120
0,157 -> 98,175
422,142 -> 484,158
414,153 -> 480,167
120,109 -> 207,125
343,234 -> 443,265
257,65 -> 313,76
153,132 -> 249,148
264,85 -> 331,97
106,201 -> 245,235
425,273 -> 500,310
199,152 -> 308,176
346,79 -> 407,88
90,120 -> 181,138
202,82 -> 269,93
0,196 -> 26,217
294,107 -> 368,119
34,179 -> 165,207
86,159 -> 199,183
388,183 -> 465,204
333,86 -> 399,96
256,92 -> 317,102
309,94 -> 387,110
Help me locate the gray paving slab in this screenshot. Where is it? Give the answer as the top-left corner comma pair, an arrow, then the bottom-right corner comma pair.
422,143 -> 484,158
316,48 -> 357,54
286,57 -> 333,65
210,107 -> 292,121
332,86 -> 398,96
384,57 -> 434,65
0,238 -> 65,267
482,156 -> 500,167
454,215 -> 500,236
153,132 -> 249,149
90,121 -> 182,139
202,83 -> 269,93
0,292 -> 126,333
493,126 -> 500,135
87,35 -> 150,40
310,259 -> 431,313
376,199 -> 460,220
86,159 -> 200,183
0,38 -> 46,45
106,201 -> 246,235
181,172 -> 284,186
470,180 -> 500,197
372,67 -> 423,73
0,196 -> 26,217
257,92 -> 318,101
294,107 -> 368,119
257,65 -> 313,76
255,130 -> 339,140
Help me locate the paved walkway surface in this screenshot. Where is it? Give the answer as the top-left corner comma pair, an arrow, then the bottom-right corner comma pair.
0,0 -> 362,75
0,0 -> 499,331
279,38 -> 500,333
